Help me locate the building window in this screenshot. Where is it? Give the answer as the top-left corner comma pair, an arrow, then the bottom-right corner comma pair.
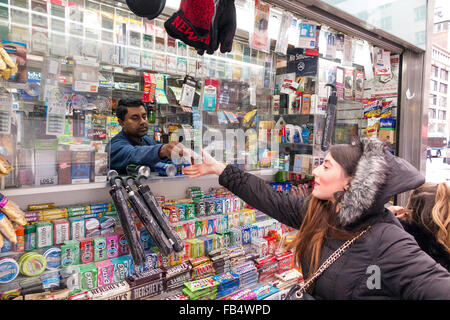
441,69 -> 449,81
439,96 -> 447,107
431,80 -> 438,91
414,6 -> 427,21
357,10 -> 369,21
429,108 -> 437,119
380,17 -> 392,30
438,110 -> 447,120
440,83 -> 448,94
432,65 -> 439,77
430,94 -> 437,105
415,31 -> 426,45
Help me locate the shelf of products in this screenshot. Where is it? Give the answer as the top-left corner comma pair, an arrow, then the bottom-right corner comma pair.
0,0 -> 401,301
0,184 -> 304,301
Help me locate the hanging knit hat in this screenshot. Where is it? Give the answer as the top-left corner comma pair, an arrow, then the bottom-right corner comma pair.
126,0 -> 166,20
164,0 -> 217,51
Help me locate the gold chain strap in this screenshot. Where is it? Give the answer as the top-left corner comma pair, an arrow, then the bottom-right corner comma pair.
295,226 -> 371,299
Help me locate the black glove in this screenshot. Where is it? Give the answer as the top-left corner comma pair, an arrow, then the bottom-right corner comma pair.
197,0 -> 236,56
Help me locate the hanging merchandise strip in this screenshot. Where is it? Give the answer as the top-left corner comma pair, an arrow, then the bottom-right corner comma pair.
250,0 -> 271,53
45,84 -> 66,136
0,91 -> 12,135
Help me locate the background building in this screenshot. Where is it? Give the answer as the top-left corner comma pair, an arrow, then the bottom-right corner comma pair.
429,44 -> 449,140
430,1 -> 450,141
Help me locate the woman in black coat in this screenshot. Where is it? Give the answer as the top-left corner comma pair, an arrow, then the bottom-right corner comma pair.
390,182 -> 450,271
184,137 -> 450,299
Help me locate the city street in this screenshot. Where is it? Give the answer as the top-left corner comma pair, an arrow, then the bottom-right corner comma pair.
425,157 -> 450,183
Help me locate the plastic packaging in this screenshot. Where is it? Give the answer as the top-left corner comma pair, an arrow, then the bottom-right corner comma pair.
0,212 -> 17,244
0,193 -> 27,226
24,225 -> 36,251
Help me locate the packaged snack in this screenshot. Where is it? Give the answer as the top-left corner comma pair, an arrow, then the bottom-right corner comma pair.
27,203 -> 55,211
381,100 -> 392,118
69,217 -> 85,240
61,240 -> 80,267
24,225 -> 36,251
43,247 -> 62,270
105,233 -> 119,259
18,252 -> 47,277
80,238 -> 94,264
0,193 -> 27,226
365,117 -> 380,137
52,219 -> 70,245
117,233 -> 129,256
94,236 -> 107,262
0,257 -> 19,283
95,260 -> 114,287
87,280 -> 130,300
363,99 -> 381,118
111,255 -> 131,283
35,221 -> 53,248
0,154 -> 13,177
79,263 -> 98,291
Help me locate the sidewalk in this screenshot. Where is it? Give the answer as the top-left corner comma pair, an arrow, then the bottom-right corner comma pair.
426,157 -> 450,183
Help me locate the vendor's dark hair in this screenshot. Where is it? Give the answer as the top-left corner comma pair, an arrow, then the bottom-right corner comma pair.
116,99 -> 144,121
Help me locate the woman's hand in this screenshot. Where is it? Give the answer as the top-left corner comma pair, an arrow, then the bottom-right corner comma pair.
183,148 -> 226,178
389,205 -> 409,221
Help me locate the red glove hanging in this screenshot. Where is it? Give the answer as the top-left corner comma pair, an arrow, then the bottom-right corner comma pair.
164,0 -> 217,51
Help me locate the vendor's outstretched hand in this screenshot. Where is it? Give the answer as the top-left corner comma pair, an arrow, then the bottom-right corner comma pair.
183,148 -> 226,178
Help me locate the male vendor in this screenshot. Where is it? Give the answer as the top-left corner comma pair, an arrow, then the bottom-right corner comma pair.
106,99 -> 183,174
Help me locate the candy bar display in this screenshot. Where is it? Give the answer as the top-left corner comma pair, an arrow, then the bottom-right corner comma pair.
0,181 -> 303,300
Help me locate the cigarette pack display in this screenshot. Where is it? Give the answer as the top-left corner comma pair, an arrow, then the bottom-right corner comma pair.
71,151 -> 91,184
93,152 -> 108,182
34,149 -> 58,186
57,150 -> 72,185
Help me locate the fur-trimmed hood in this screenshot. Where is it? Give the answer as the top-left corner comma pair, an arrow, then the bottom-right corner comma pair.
339,137 -> 425,227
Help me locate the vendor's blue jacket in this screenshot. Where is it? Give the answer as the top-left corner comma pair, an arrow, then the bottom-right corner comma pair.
106,130 -> 166,174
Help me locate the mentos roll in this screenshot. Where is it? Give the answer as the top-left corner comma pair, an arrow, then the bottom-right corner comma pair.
155,162 -> 176,177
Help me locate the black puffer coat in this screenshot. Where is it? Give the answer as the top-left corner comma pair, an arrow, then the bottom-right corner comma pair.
218,139 -> 450,299
400,220 -> 450,271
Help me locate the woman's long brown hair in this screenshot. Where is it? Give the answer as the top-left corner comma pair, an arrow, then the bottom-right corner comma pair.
406,182 -> 450,252
287,143 -> 363,285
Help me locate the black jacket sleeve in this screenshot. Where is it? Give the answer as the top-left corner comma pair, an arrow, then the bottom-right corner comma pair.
218,165 -> 308,229
376,223 -> 450,299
